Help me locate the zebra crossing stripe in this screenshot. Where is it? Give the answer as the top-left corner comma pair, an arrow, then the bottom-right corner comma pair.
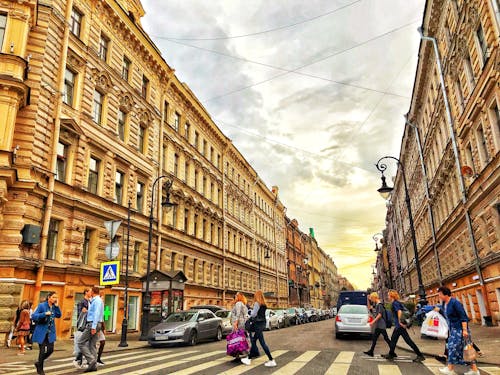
324,351 -> 355,375
271,351 -> 321,375
52,349 -> 148,362
378,364 -> 403,375
129,350 -> 226,374
479,368 -> 500,375
217,350 -> 288,375
422,357 -> 445,375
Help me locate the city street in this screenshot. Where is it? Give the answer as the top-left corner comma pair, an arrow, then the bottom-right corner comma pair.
1,320 -> 499,375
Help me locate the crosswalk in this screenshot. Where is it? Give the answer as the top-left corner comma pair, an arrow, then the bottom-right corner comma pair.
0,348 -> 499,375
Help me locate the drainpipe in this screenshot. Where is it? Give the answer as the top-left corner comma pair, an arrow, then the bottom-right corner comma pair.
419,29 -> 490,319
35,0 -> 74,302
404,116 -> 442,283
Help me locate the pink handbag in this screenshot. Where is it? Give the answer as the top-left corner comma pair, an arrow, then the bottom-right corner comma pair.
226,329 -> 249,357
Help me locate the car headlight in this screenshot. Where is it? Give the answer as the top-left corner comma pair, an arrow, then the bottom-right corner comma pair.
172,325 -> 187,333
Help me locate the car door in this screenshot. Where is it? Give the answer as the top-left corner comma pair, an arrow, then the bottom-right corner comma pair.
198,312 -> 210,339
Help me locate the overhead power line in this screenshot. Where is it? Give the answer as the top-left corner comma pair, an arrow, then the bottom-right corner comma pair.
156,0 -> 362,41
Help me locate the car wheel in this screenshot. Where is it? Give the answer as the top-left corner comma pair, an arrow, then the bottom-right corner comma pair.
189,330 -> 197,346
215,327 -> 222,341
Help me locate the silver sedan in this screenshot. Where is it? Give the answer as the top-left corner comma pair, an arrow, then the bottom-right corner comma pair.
334,304 -> 373,339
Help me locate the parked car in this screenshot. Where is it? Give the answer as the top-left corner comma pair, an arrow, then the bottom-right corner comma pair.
286,308 -> 300,325
148,309 -> 223,346
334,304 -> 373,339
274,309 -> 291,328
214,309 -> 233,336
305,308 -> 319,322
296,308 -> 308,324
190,305 -> 224,313
265,309 -> 280,330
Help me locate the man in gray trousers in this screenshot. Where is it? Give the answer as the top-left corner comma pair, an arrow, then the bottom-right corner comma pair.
78,286 -> 104,373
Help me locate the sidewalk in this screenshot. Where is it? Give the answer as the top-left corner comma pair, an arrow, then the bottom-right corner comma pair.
395,324 -> 500,365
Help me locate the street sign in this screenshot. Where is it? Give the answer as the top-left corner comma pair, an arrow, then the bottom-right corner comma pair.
100,261 -> 120,286
104,220 -> 121,240
105,241 -> 120,260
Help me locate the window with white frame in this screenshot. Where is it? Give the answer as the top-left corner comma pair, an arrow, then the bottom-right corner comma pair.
115,170 -> 124,204
88,156 -> 100,194
141,75 -> 149,99
93,90 -> 103,124
56,141 -> 68,182
138,126 -> 146,153
174,153 -> 179,177
476,124 -> 490,165
63,68 -> 76,106
46,219 -> 61,260
173,112 -> 180,131
136,181 -> 144,212
122,56 -> 131,81
133,242 -> 141,272
98,33 -> 109,61
70,8 -> 83,38
117,110 -> 126,141
0,14 -> 7,49
475,23 -> 488,65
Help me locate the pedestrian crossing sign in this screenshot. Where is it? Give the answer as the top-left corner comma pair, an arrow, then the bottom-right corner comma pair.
100,261 -> 120,286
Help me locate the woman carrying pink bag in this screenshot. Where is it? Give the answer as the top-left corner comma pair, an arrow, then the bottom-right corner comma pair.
227,292 -> 250,363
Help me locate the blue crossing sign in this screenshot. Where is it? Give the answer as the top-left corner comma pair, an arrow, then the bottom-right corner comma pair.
100,261 -> 120,286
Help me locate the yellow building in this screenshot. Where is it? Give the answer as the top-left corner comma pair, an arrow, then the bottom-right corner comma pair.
0,0 -> 287,340
386,0 -> 500,324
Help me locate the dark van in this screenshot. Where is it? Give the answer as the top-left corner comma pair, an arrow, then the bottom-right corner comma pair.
336,291 -> 368,311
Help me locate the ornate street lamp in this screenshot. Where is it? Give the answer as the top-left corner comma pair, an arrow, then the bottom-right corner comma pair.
372,233 -> 383,252
139,177 -> 177,341
375,156 -> 427,306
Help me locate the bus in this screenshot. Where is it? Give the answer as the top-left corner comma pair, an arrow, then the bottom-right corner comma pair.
336,290 -> 368,311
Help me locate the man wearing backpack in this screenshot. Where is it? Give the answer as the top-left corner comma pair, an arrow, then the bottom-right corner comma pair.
383,290 -> 425,362
363,292 -> 391,357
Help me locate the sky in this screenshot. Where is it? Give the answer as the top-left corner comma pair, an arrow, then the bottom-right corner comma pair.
140,0 -> 426,289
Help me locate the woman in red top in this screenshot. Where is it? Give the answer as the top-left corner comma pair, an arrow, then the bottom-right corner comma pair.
15,300 -> 31,354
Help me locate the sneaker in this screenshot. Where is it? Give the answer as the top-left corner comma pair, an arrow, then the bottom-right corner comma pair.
438,367 -> 457,375
241,357 -> 251,366
97,359 -> 105,365
6,338 -> 11,348
382,354 -> 396,361
363,351 -> 374,357
73,359 -> 83,369
463,371 -> 479,375
413,355 -> 425,362
265,359 -> 277,367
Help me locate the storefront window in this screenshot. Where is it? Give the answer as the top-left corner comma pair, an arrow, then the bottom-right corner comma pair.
128,296 -> 138,330
104,295 -> 116,332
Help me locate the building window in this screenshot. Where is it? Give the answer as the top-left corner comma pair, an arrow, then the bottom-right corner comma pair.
217,154 -> 221,169
464,54 -> 475,92
136,182 -> 144,212
184,209 -> 189,232
465,143 -> 476,175
202,177 -> 206,195
115,170 -> 124,204
141,75 -> 149,99
173,112 -> 180,131
63,68 -> 76,106
184,161 -> 189,182
184,122 -> 190,140
174,153 -> 179,177
203,140 -> 207,156
70,8 -> 82,38
455,79 -> 464,113
93,90 -> 103,124
138,126 -> 146,153
82,228 -> 93,264
46,219 -> 60,260
194,131 -> 199,149
476,23 -> 488,65
163,101 -> 169,124
98,33 -> 109,61
171,205 -> 177,228
56,141 -> 67,182
117,110 -> 126,141
194,214 -> 198,237
133,242 -> 140,272
490,100 -> 500,150
210,147 -> 214,163
476,124 -> 490,165
194,170 -> 199,191
202,219 -> 207,241
122,56 -> 131,81
493,0 -> 500,29
0,14 -> 6,48
88,156 -> 100,194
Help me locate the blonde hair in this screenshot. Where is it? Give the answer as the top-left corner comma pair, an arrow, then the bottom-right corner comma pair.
254,290 -> 266,306
388,290 -> 400,301
369,292 -> 379,301
20,300 -> 30,310
234,292 -> 247,305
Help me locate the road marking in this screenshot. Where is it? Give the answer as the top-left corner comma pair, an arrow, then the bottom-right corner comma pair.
324,351 -> 355,375
52,348 -> 148,362
480,368 -> 500,375
129,350 -> 225,374
217,351 -> 288,375
270,351 -> 320,375
378,364 -> 403,375
421,357 -> 444,375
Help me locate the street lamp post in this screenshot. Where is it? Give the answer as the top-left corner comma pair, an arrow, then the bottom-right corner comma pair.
139,177 -> 176,341
258,244 -> 271,290
375,156 -> 427,306
118,200 -> 131,347
372,232 -> 383,252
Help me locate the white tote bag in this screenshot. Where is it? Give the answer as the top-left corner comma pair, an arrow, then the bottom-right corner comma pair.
421,310 -> 448,339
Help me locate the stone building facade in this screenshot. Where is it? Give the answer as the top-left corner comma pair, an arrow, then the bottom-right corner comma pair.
0,0 -> 290,341
384,0 -> 500,324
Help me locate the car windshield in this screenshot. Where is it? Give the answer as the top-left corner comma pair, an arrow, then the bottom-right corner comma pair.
339,305 -> 368,314
164,312 -> 197,322
215,311 -> 230,318
275,310 -> 284,316
287,308 -> 296,314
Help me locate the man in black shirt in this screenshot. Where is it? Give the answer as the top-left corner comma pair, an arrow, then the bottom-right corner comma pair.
73,288 -> 92,368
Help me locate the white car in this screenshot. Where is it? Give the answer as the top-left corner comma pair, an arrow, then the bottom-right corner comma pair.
265,309 -> 280,330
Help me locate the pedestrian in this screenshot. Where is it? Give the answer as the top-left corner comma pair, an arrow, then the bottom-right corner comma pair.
78,286 -> 104,373
382,290 -> 425,362
437,286 -> 479,375
363,292 -> 391,357
230,292 -> 250,364
15,300 -> 31,355
97,321 -> 105,365
74,287 -> 92,369
32,291 -> 62,375
243,290 -> 276,367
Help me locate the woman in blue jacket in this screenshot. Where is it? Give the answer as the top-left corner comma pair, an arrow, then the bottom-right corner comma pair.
437,286 -> 479,375
31,291 -> 61,375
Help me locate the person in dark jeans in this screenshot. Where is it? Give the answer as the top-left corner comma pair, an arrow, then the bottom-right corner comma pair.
242,290 -> 276,367
364,292 -> 391,356
383,290 -> 425,363
31,291 -> 62,375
